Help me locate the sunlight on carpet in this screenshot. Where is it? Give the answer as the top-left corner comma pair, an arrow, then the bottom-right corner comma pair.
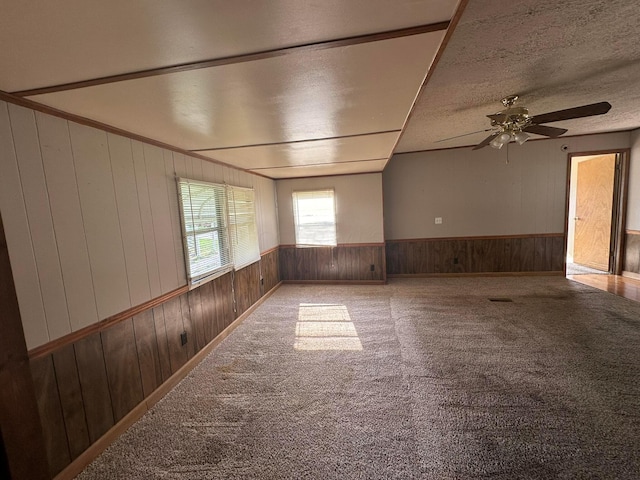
295,303 -> 363,351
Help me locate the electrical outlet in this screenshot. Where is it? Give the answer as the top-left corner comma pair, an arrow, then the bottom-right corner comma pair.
453,257 -> 459,264
435,217 -> 443,225
180,331 -> 187,346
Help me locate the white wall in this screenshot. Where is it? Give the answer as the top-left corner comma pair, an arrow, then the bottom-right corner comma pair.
628,128 -> 640,231
0,101 -> 279,349
276,173 -> 384,245
384,132 -> 631,240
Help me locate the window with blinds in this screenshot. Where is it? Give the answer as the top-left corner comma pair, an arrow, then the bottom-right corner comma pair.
227,186 -> 260,269
292,189 -> 337,247
178,178 -> 261,285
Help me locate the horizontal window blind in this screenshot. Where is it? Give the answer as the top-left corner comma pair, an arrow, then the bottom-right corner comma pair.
177,178 -> 232,283
292,189 -> 337,247
227,186 -> 260,269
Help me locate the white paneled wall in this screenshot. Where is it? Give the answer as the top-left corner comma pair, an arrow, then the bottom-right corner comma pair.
0,101 -> 279,349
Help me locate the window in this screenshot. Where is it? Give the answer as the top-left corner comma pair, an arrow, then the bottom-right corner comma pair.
292,189 -> 337,247
178,179 -> 260,284
227,186 -> 260,269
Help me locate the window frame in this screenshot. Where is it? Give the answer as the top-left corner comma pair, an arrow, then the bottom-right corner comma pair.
292,189 -> 337,247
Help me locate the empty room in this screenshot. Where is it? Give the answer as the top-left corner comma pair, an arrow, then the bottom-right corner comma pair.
1,1 -> 640,479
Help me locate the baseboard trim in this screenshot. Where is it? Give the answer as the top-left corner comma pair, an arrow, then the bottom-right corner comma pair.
622,271 -> 640,281
53,281 -> 282,480
281,280 -> 386,285
387,271 -> 565,278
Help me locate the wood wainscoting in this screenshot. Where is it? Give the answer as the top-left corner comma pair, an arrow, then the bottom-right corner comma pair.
29,249 -> 279,478
279,244 -> 386,283
386,234 -> 565,276
623,230 -> 640,278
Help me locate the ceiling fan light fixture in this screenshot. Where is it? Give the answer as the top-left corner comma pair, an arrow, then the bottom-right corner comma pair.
514,131 -> 530,145
490,137 -> 505,149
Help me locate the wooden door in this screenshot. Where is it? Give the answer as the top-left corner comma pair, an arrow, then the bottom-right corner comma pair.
573,154 -> 616,271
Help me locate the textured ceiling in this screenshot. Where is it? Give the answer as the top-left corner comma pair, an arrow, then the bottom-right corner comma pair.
397,0 -> 640,152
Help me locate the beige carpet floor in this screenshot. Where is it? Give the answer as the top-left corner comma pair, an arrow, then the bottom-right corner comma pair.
76,277 -> 640,479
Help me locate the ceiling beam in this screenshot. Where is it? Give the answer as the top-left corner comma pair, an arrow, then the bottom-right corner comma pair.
249,158 -> 389,171
14,21 -> 449,98
190,130 -> 401,152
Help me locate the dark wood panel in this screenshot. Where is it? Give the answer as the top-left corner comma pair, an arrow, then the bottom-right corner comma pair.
212,277 -> 224,338
30,355 -> 70,476
52,345 -> 90,459
179,293 -> 197,360
101,319 -> 145,422
261,249 -> 280,293
132,309 -> 163,398
220,272 -> 235,325
74,333 -> 114,443
624,232 -> 640,274
187,287 -> 206,351
281,245 -> 386,281
152,306 -> 172,382
199,280 -> 215,344
162,297 -> 189,374
386,235 -> 564,275
0,214 -> 49,480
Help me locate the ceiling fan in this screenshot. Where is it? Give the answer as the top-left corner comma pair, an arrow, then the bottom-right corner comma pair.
443,95 -> 611,150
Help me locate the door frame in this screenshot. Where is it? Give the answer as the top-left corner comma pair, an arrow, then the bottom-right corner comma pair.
564,148 -> 630,275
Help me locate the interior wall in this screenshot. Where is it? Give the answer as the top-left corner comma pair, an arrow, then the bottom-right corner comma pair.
0,100 -> 279,349
384,132 -> 631,240
628,128 -> 640,230
276,173 -> 384,245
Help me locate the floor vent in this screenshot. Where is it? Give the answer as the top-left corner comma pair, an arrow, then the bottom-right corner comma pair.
488,298 -> 513,302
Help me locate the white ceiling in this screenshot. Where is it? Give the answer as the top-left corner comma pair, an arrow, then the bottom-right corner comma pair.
2,0 -> 639,179
0,0 -> 457,179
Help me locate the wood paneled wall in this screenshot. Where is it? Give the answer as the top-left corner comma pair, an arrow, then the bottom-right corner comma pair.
0,100 -> 279,350
29,252 -> 279,478
386,234 -> 565,275
279,244 -> 385,282
623,231 -> 640,275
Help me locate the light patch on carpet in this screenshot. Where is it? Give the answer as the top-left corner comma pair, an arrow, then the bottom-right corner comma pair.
295,303 -> 363,351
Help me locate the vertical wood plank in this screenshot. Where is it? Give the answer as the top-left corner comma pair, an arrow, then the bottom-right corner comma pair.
107,133 -> 152,306
212,277 -> 225,337
520,237 -> 535,271
30,355 -> 71,476
0,103 -> 49,348
0,210 -> 50,480
74,332 -> 115,443
164,150 -> 187,286
534,237 -> 547,271
623,233 -> 640,273
101,319 -> 145,422
551,235 -> 565,272
163,296 -> 189,373
144,144 -> 179,294
132,140 -> 162,298
187,287 -> 206,352
152,306 -> 173,382
179,293 -> 197,359
132,309 -> 163,398
36,112 -> 99,332
52,345 -> 90,460
200,280 -> 215,343
510,238 -> 522,272
9,105 -> 72,340
69,122 -> 130,319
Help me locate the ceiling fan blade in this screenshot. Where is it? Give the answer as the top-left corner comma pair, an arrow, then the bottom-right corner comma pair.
472,133 -> 499,150
435,128 -> 494,143
523,124 -> 568,137
531,101 -> 611,124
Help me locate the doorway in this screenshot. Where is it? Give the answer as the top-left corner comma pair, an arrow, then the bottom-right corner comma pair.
566,150 -> 628,276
